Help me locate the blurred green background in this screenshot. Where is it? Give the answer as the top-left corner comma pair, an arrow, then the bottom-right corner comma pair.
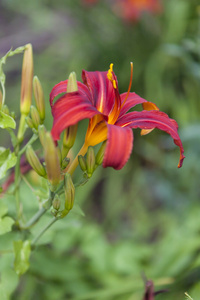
0,0 -> 200,299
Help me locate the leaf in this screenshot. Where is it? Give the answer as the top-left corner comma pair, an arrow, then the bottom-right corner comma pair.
0,45 -> 26,106
0,151 -> 17,179
0,216 -> 15,235
0,111 -> 16,129
0,268 -> 19,300
0,202 -> 8,218
72,202 -> 85,217
13,240 -> 31,276
0,148 -> 9,166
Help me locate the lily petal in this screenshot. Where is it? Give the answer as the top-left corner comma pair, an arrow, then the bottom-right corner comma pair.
116,110 -> 185,168
82,70 -> 115,116
51,92 -> 100,141
103,124 -> 133,170
50,80 -> 91,107
119,93 -> 159,117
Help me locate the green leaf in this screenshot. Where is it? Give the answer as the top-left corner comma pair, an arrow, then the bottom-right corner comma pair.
0,45 -> 26,106
0,268 -> 19,300
72,202 -> 85,217
0,111 -> 16,129
0,151 -> 17,179
0,202 -> 8,218
0,216 -> 14,235
0,148 -> 9,166
13,240 -> 31,276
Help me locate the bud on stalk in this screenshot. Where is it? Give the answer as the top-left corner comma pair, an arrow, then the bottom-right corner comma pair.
86,146 -> 95,177
20,44 -> 33,115
38,124 -> 47,147
95,141 -> 107,166
30,105 -> 40,129
64,173 -> 75,211
78,155 -> 87,172
18,44 -> 33,142
33,76 -> 45,122
26,145 -> 46,177
44,132 -> 61,190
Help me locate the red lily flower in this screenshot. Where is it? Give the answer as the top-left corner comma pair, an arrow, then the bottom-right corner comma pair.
113,0 -> 162,22
50,64 -> 185,171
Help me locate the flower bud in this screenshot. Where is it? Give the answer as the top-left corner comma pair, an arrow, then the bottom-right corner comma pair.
62,125 -> 78,155
64,173 -> 75,211
67,72 -> 78,93
95,141 -> 107,165
86,146 -> 95,177
78,155 -> 87,172
25,116 -> 34,129
61,157 -> 70,169
30,105 -> 40,129
33,76 -> 45,122
26,145 -> 46,177
44,132 -> 61,190
38,124 -> 46,147
20,44 -> 33,115
52,196 -> 61,211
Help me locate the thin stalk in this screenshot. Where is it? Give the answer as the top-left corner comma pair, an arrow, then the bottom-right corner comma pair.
18,133 -> 38,156
67,143 -> 88,176
31,216 -> 58,246
23,207 -> 47,229
14,156 -> 21,221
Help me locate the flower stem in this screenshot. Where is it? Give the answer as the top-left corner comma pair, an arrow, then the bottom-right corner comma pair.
18,133 -> 38,156
31,216 -> 58,246
23,207 -> 47,229
67,143 -> 88,176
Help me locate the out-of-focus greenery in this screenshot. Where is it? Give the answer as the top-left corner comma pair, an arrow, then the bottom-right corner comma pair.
0,0 -> 200,299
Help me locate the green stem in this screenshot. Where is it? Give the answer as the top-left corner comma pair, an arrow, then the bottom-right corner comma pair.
23,207 -> 47,229
31,216 -> 58,246
18,133 -> 38,156
14,156 -> 21,221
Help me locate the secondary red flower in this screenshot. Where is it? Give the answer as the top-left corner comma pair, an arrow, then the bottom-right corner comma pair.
50,64 -> 185,170
113,0 -> 162,22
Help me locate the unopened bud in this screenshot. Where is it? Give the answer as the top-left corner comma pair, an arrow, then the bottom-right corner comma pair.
95,141 -> 107,165
30,105 -> 40,129
20,44 -> 33,115
44,132 -> 61,190
25,116 -> 34,129
26,145 -> 46,177
64,173 -> 75,211
33,76 -> 45,122
67,72 -> 78,93
62,157 -> 70,169
38,124 -> 46,147
62,125 -> 78,157
52,196 -> 61,211
78,155 -> 87,172
86,146 -> 95,177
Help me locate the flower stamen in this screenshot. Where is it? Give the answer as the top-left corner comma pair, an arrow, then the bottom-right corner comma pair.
107,63 -> 117,89
122,62 -> 133,107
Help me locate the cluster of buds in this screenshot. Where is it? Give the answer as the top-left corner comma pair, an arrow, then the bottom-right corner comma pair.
51,173 -> 75,218
78,141 -> 107,178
